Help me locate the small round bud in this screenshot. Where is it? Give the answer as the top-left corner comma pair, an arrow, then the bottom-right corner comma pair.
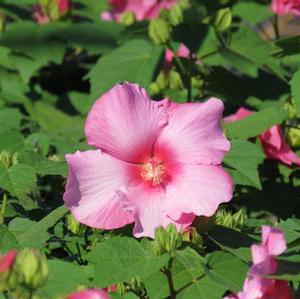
211,8 -> 232,33
148,19 -> 172,45
15,248 -> 48,290
169,70 -> 184,89
182,227 -> 203,246
120,11 -> 135,26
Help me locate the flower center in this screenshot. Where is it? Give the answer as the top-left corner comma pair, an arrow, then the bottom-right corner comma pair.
140,159 -> 165,186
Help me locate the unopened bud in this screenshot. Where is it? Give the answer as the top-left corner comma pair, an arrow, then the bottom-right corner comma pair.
153,224 -> 182,255
149,19 -> 171,45
169,70 -> 184,89
211,8 -> 232,33
15,248 -> 48,290
182,227 -> 203,246
66,214 -> 86,236
287,127 -> 300,147
120,11 -> 135,26
216,209 -> 246,231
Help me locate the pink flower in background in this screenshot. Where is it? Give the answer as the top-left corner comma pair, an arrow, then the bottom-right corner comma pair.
67,289 -> 110,299
0,250 -> 17,273
271,0 -> 300,16
101,0 -> 177,21
249,226 -> 286,276
63,82 -> 232,238
33,0 -> 70,24
164,44 -> 191,72
224,226 -> 293,299
224,107 -> 300,166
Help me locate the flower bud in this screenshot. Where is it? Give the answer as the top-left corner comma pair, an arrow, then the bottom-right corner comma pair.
182,227 -> 203,246
153,224 -> 182,255
66,214 -> 86,236
169,70 -> 184,89
15,248 -> 48,290
287,127 -> 300,147
148,19 -> 171,45
211,8 -> 232,33
120,11 -> 135,26
216,209 -> 246,231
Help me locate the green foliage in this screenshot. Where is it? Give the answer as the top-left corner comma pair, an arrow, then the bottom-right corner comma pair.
0,0 -> 299,298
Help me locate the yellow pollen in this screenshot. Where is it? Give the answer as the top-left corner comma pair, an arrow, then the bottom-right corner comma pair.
140,160 -> 165,186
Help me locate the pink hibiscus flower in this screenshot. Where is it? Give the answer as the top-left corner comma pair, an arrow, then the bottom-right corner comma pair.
0,250 -> 17,273
224,226 -> 294,299
33,0 -> 70,24
271,0 -> 300,16
63,82 -> 232,238
224,107 -> 300,166
67,289 -> 110,299
101,0 -> 177,21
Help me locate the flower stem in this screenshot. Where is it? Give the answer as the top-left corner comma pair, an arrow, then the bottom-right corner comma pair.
162,256 -> 176,299
0,192 -> 8,224
273,14 -> 280,39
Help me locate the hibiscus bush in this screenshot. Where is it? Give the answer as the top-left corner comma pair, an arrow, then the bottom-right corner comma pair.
1,0 -> 300,298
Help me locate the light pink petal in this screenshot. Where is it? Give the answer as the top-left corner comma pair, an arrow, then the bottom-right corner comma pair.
224,107 -> 253,123
177,44 -> 190,58
118,184 -> 194,238
85,83 -> 168,163
239,277 -> 271,299
262,226 -> 287,257
67,289 -> 110,299
260,125 -> 300,166
63,150 -> 135,229
163,163 -> 233,220
155,99 -> 230,165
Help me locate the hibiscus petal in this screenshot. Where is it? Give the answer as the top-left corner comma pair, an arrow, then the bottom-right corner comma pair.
163,163 -> 233,220
118,185 -> 194,238
63,150 -> 135,229
262,226 -> 287,256
155,98 -> 230,165
85,83 -> 168,163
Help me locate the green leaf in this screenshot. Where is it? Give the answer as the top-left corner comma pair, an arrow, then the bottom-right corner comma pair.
0,224 -> 19,251
224,139 -> 264,189
37,260 -> 89,298
205,251 -> 248,292
232,2 -> 272,24
271,260 -> 300,282
0,163 -> 36,198
226,26 -> 286,80
208,225 -> 255,262
178,276 -> 225,299
88,39 -> 163,100
224,105 -> 288,139
14,206 -> 67,248
145,248 -> 204,299
0,108 -> 22,131
28,102 -> 84,137
291,69 -> 300,117
0,130 -> 24,153
88,237 -> 169,287
36,160 -> 67,177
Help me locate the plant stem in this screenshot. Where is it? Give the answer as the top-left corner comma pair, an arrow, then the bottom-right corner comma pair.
163,256 -> 176,299
0,192 -> 8,223
273,14 -> 280,39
